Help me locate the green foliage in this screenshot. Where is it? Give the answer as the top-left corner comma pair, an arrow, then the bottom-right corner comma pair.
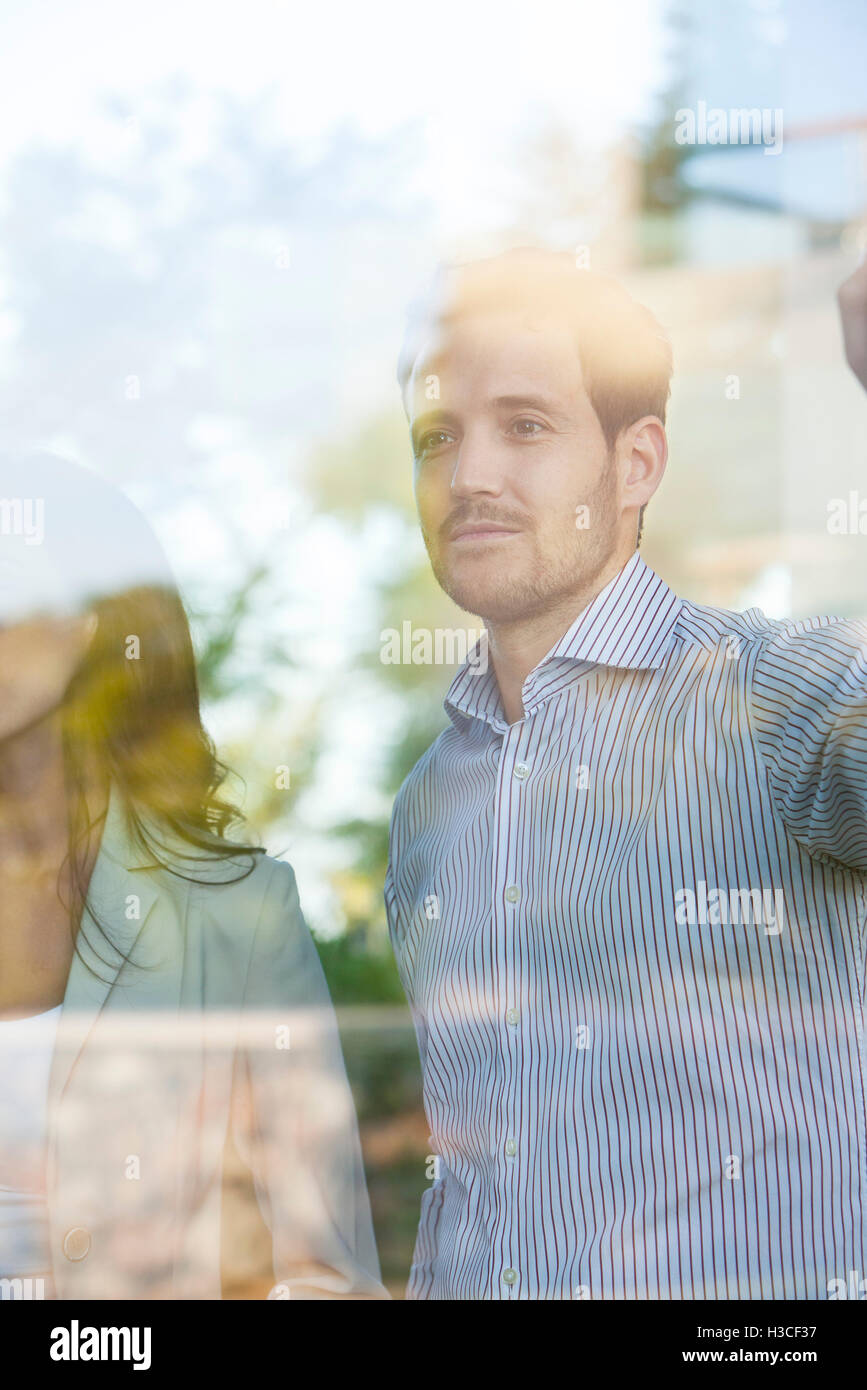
306,412 -> 416,519
316,930 -> 408,1005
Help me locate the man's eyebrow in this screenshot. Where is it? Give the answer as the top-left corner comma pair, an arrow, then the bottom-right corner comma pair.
490,393 -> 569,417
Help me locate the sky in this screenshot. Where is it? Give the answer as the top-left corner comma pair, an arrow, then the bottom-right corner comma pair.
0,0 -> 669,246
682,0 -> 867,222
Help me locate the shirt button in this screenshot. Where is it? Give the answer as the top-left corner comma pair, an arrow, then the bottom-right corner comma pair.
62,1227 -> 91,1262
505,1138 -> 518,1157
514,762 -> 530,780
505,1007 -> 520,1025
505,884 -> 520,903
502,1268 -> 518,1286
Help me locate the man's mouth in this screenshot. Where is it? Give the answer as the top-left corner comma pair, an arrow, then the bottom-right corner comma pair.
449,522 -> 521,543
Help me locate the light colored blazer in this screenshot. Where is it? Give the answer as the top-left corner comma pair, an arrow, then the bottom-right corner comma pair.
45,790 -> 386,1300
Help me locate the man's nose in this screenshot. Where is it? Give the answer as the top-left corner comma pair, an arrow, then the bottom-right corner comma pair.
449,428 -> 504,497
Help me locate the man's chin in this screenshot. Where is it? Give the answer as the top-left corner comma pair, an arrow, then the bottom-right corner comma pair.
437,573 -> 549,625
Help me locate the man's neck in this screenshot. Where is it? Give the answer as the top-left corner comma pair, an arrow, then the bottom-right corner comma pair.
487,549 -> 635,725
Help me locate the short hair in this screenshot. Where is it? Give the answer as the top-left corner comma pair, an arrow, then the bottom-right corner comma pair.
397,248 -> 673,450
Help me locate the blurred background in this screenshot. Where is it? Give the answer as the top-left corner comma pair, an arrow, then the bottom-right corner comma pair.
0,0 -> 865,1295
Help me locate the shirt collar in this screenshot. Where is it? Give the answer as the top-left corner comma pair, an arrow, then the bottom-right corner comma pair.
444,551 -> 682,731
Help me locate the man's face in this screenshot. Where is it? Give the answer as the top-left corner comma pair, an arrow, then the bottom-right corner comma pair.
408,311 -> 622,625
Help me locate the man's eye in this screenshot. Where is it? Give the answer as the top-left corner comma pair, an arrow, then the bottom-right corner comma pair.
511,418 -> 544,437
418,429 -> 453,454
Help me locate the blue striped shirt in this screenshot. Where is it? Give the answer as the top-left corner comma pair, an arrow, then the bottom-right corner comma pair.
384,550 -> 867,1299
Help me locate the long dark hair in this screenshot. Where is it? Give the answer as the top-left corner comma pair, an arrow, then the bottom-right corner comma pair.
1,450 -> 264,978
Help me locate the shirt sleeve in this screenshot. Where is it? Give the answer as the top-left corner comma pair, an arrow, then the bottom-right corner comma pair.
231,859 -> 388,1299
385,801 -> 445,1298
750,618 -> 867,873
384,810 -> 429,1063
384,855 -> 417,1008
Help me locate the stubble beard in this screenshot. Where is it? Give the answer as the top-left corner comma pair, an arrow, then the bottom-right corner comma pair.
423,467 -> 620,626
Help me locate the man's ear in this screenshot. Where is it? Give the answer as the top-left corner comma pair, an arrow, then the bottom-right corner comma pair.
618,416 -> 668,511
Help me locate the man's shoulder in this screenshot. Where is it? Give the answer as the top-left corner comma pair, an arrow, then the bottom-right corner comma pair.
675,595 -> 867,663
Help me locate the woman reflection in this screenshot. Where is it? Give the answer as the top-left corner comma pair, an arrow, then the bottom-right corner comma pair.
0,451 -> 385,1300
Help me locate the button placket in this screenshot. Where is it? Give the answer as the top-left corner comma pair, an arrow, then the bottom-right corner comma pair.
491,719 -> 530,1297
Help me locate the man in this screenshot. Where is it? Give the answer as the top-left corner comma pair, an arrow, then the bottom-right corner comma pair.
384,247 -> 867,1299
